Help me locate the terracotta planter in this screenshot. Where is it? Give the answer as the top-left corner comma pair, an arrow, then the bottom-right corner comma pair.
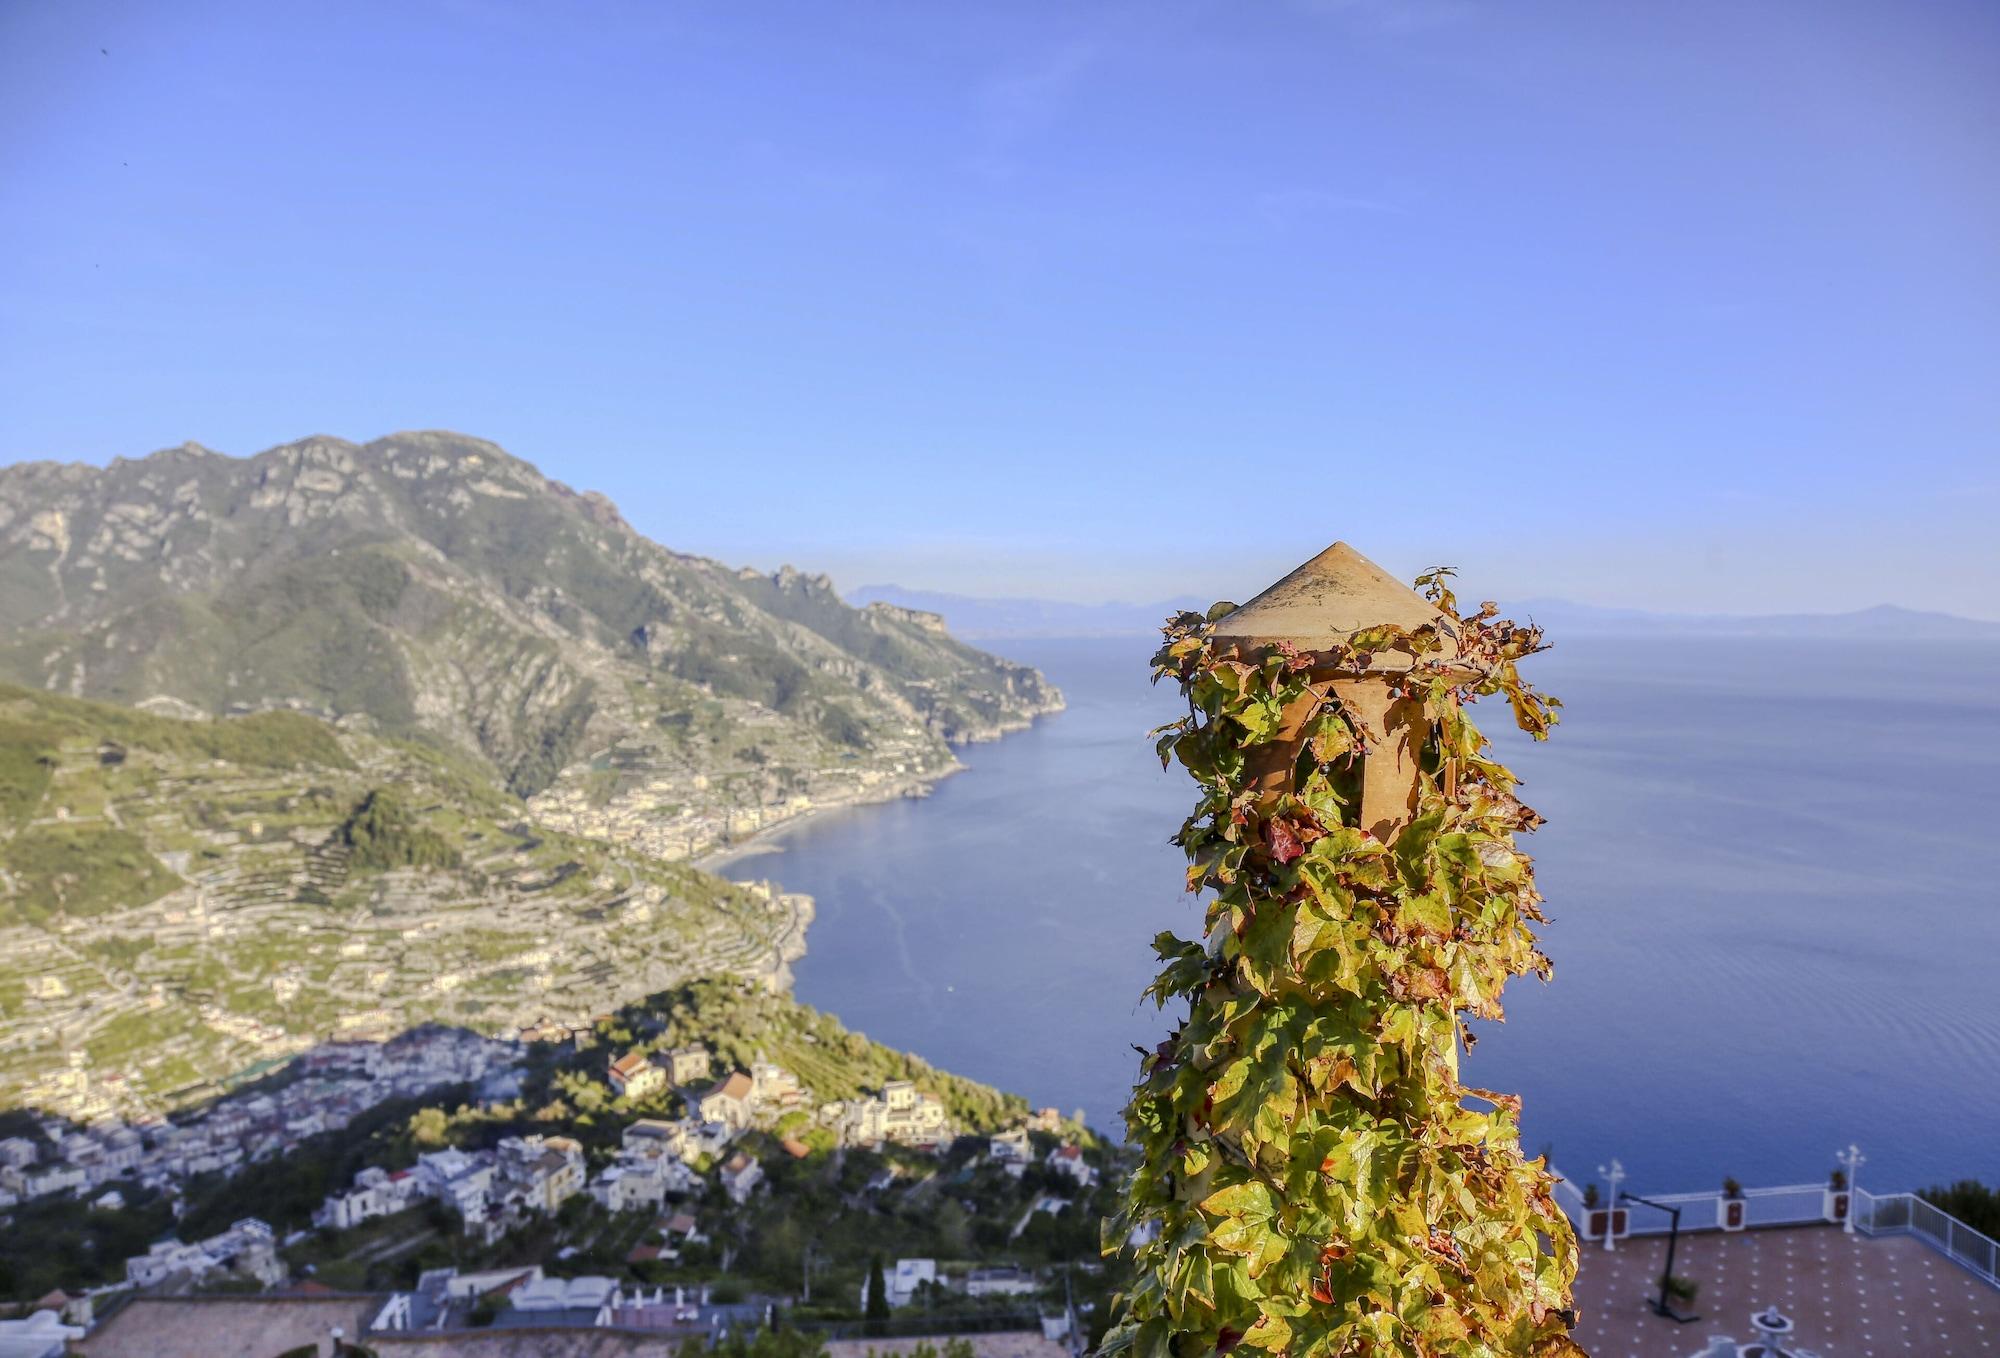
1825,1189 -> 1849,1222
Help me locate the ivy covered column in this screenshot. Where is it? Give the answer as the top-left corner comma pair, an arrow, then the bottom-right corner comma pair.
1107,543 -> 1584,1358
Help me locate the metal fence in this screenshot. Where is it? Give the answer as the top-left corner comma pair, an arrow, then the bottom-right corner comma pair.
1854,1189 -> 2000,1290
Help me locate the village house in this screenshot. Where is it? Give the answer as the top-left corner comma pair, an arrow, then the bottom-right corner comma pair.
0,1161 -> 85,1201
124,1217 -> 285,1290
312,1165 -> 421,1231
835,1081 -> 949,1148
495,1134 -> 586,1215
877,1080 -> 951,1145
664,1044 -> 712,1085
622,1119 -> 684,1160
416,1147 -> 497,1228
683,1120 -> 734,1161
608,1049 -> 666,1100
750,1061 -> 804,1109
697,1071 -> 755,1130
1046,1143 -> 1095,1188
881,1258 -> 938,1308
720,1150 -> 763,1204
989,1127 -> 1031,1171
592,1161 -> 670,1214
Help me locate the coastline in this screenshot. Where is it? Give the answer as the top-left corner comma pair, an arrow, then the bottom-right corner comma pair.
693,763 -> 961,876
693,697 -> 1065,877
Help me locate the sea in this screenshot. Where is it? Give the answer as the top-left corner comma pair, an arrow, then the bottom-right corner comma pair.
721,636 -> 2000,1199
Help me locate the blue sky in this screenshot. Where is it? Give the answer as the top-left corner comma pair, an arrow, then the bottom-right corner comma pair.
3,0 -> 1995,615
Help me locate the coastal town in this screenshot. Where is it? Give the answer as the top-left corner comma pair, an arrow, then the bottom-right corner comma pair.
527,727 -> 957,866
1,1027 -> 518,1215
0,1011 -> 1118,1356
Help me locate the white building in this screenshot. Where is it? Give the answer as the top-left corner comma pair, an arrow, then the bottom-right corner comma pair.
0,1162 -> 85,1201
609,1050 -> 666,1100
125,1218 -> 284,1290
495,1135 -> 585,1215
720,1151 -> 763,1205
621,1119 -> 685,1161
990,1128 -> 1031,1167
0,1310 -> 84,1358
697,1072 -> 754,1130
965,1266 -> 1041,1298
417,1148 -> 496,1226
663,1045 -> 712,1085
1046,1143 -> 1095,1187
884,1257 -> 938,1308
314,1165 -> 422,1231
750,1062 -> 803,1107
842,1081 -> 950,1147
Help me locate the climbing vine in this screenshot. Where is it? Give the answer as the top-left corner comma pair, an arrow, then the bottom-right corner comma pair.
1103,569 -> 1584,1358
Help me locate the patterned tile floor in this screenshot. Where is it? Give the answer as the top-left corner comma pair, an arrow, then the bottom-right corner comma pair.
1570,1225 -> 2000,1356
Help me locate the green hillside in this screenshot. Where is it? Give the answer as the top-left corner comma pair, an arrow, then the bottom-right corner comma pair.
0,684 -> 809,1117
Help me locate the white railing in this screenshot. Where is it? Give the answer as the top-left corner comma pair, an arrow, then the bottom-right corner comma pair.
1551,1166 -> 2000,1293
1854,1189 -> 2000,1290
1550,1167 -> 1836,1239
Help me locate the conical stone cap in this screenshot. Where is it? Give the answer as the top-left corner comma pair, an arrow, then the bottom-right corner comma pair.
1210,542 -> 1463,669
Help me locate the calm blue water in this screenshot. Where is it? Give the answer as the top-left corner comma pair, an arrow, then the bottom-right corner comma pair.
724,637 -> 2000,1197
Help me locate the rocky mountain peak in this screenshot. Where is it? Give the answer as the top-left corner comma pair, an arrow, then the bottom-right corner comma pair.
0,431 -> 1063,799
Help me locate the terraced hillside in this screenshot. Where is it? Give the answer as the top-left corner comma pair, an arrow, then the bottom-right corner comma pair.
0,431 -> 1061,859
0,685 -> 810,1120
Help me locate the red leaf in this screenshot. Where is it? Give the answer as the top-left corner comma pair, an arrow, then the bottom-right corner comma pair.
1265,818 -> 1304,864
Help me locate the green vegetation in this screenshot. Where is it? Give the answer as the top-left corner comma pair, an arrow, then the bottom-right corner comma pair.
339,788 -> 461,871
0,683 -> 354,777
0,718 -> 56,827
4,822 -> 181,923
0,676 -> 806,1119
1110,571 -> 1580,1358
614,981 -> 1027,1131
866,1255 -> 890,1328
1919,1179 -> 2000,1239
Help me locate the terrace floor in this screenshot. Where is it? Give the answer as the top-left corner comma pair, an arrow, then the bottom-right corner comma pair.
1570,1225 -> 2000,1356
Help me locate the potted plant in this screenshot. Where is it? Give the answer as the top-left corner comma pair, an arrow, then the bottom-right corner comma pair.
1581,1183 -> 1603,1240
1826,1168 -> 1849,1223
1663,1275 -> 1699,1307
1719,1177 -> 1746,1231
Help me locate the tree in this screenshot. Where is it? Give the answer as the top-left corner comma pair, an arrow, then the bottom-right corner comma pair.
1920,1180 -> 2000,1238
408,1107 -> 449,1147
865,1254 -> 890,1334
1104,553 -> 1583,1358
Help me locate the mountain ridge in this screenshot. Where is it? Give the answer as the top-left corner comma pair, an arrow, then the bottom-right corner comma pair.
0,432 -> 1062,838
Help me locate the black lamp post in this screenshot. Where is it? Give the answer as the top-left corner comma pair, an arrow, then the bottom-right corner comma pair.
1620,1189 -> 1700,1323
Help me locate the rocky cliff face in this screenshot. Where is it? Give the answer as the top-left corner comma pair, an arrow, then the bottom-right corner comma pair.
0,432 -> 1062,798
